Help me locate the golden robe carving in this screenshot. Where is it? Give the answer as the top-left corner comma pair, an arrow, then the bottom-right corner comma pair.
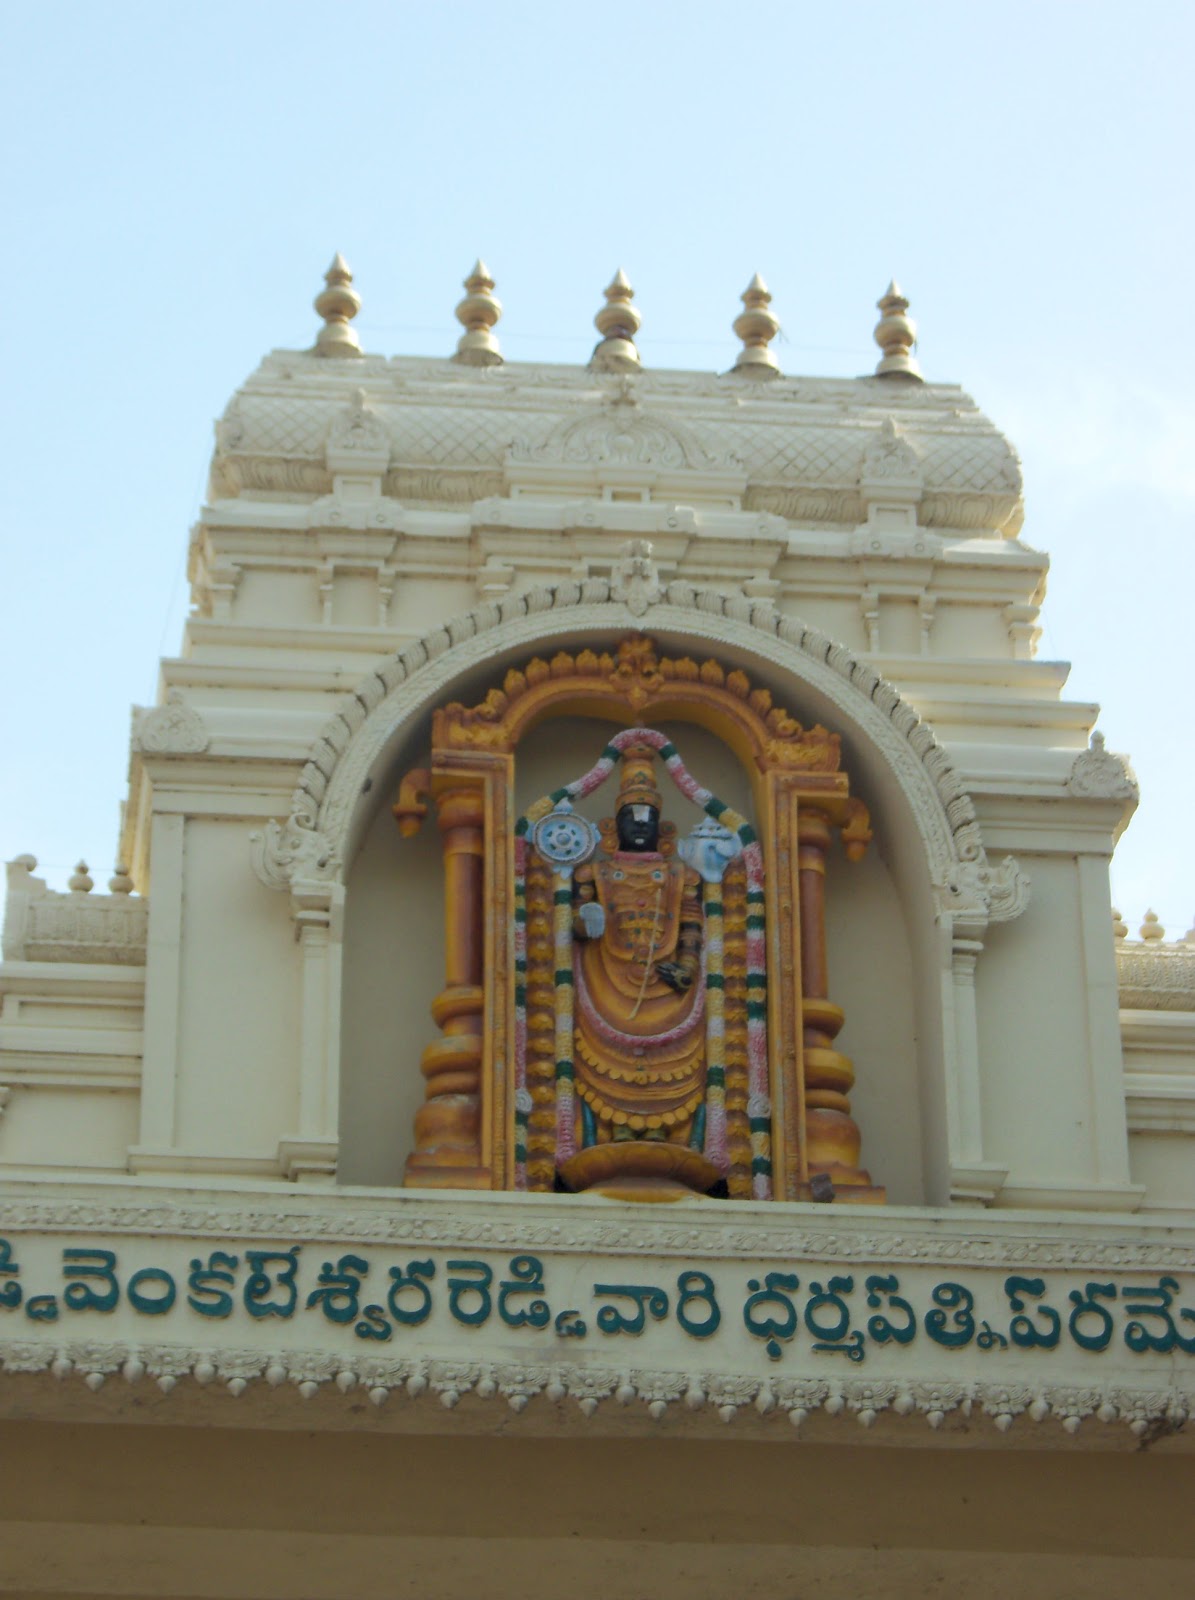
572,850 -> 706,1143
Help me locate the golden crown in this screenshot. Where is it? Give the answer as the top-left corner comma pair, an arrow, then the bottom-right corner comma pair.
615,741 -> 662,811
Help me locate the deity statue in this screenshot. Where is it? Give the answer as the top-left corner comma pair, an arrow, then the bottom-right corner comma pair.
519,730 -> 753,1199
570,740 -> 706,1153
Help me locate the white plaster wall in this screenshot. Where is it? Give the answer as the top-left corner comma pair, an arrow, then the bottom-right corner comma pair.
172,820 -> 301,1158
331,574 -> 378,628
388,577 -> 476,633
826,845 -> 924,1205
877,599 -> 923,656
339,791 -> 444,1186
932,603 -> 1011,657
0,1090 -> 137,1172
781,596 -> 866,652
1130,1133 -> 1195,1211
234,571 -> 320,627
974,853 -> 1125,1196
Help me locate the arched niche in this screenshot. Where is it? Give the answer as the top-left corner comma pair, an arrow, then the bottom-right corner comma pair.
257,586 -> 1026,1206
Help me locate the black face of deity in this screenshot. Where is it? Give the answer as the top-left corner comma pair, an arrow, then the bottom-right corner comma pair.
616,804 -> 661,853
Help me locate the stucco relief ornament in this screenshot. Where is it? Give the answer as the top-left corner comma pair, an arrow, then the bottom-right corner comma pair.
509,403 -> 740,475
860,416 -> 923,485
326,389 -> 389,456
1066,731 -> 1139,802
131,692 -> 210,756
250,816 -> 339,893
610,539 -> 663,617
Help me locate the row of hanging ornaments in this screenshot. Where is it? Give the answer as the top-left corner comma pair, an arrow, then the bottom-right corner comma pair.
309,255 -> 922,381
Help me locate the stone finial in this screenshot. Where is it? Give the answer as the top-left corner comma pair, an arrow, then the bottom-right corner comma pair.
1184,918 -> 1195,945
453,259 -> 503,366
590,269 -> 642,373
1111,908 -> 1128,941
730,274 -> 781,379
1140,909 -> 1165,942
873,280 -> 922,381
69,861 -> 93,894
109,864 -> 134,895
312,253 -> 363,358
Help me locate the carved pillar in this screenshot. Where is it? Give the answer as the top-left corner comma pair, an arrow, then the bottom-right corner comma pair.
796,807 -> 873,1191
277,881 -> 343,1181
403,777 -> 490,1188
942,932 -> 1007,1205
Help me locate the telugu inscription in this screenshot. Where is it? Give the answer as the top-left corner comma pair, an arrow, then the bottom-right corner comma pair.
2,1238 -> 1193,1365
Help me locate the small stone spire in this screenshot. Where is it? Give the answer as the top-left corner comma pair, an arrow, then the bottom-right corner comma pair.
69,861 -> 93,894
312,253 -> 363,358
873,280 -> 922,381
453,259 -> 503,366
1111,907 -> 1128,941
590,269 -> 641,373
1140,909 -> 1165,942
730,273 -> 781,378
109,863 -> 134,895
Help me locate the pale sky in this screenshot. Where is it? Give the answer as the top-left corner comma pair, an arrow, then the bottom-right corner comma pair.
1,1 -> 1192,934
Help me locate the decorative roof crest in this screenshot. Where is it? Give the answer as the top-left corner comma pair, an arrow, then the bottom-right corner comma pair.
453,259 -> 503,367
590,269 -> 642,373
312,253 -> 363,359
729,273 -> 781,379
873,280 -> 922,381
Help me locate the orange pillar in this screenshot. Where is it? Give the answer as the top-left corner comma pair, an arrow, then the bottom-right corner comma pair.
404,780 -> 489,1188
797,807 -> 872,1190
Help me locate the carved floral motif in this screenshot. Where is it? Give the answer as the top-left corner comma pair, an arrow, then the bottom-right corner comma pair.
132,693 -> 209,756
1067,731 -> 1139,803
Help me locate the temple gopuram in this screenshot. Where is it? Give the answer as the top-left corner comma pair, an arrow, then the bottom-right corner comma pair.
2,259 -> 1194,1596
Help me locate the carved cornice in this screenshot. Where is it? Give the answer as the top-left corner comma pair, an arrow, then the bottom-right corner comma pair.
1117,943 -> 1195,1012
1,1189 -> 1189,1267
0,1337 -> 1188,1439
253,580 -> 1026,932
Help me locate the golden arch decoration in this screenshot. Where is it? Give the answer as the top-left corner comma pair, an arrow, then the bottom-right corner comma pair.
394,635 -> 881,1204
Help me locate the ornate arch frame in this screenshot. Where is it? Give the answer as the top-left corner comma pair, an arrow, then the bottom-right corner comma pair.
252,579 -> 1028,1203
391,639 -> 874,1201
